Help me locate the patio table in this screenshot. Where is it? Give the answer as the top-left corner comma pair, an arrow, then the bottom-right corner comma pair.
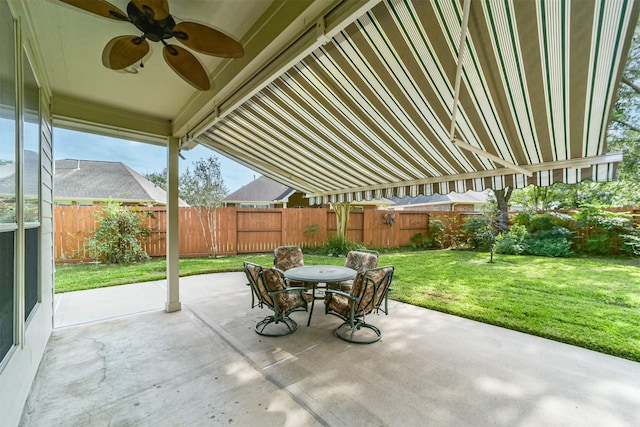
284,265 -> 356,326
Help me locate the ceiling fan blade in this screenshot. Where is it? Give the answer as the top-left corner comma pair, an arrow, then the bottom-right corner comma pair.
173,22 -> 244,58
58,0 -> 128,21
131,0 -> 170,20
163,45 -> 210,91
102,36 -> 150,70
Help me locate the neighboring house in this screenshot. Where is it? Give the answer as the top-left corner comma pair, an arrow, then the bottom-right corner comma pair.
224,175 -> 393,209
54,159 -> 188,206
224,175 -> 310,208
391,190 -> 490,212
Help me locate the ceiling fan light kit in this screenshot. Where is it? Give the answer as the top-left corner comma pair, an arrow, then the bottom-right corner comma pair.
59,0 -> 244,90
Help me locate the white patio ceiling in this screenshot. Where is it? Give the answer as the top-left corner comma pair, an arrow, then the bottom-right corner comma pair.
195,0 -> 639,204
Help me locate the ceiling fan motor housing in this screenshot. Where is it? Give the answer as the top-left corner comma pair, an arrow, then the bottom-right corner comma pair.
127,1 -> 175,42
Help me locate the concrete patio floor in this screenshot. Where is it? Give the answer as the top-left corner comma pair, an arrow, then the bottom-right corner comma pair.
20,272 -> 640,426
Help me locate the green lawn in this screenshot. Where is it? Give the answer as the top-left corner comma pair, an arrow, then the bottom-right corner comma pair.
55,251 -> 640,361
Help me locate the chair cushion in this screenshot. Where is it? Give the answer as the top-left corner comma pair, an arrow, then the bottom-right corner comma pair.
325,293 -> 351,318
349,271 -> 366,300
326,279 -> 353,292
273,246 -> 304,270
262,267 -> 308,313
345,251 -> 378,272
245,263 -> 273,306
367,266 -> 393,308
351,270 -> 378,314
326,251 -> 378,290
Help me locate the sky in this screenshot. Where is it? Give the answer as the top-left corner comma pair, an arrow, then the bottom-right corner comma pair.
53,127 -> 259,192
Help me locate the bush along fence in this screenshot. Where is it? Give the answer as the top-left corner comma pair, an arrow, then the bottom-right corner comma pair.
54,206 -> 476,262
54,205 -> 640,263
465,207 -> 640,257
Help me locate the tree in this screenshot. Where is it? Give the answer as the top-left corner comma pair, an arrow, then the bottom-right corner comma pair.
332,202 -> 351,241
144,168 -> 167,191
85,200 -> 151,264
179,156 -> 228,257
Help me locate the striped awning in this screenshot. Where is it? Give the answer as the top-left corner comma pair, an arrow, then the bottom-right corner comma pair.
197,0 -> 638,204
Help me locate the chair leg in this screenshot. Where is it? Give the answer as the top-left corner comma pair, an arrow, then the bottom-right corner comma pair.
307,286 -> 316,326
255,315 -> 299,336
334,320 -> 382,344
379,287 -> 392,315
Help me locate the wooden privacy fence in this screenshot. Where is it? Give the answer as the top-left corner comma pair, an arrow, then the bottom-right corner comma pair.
54,206 -> 471,262
55,205 -> 640,262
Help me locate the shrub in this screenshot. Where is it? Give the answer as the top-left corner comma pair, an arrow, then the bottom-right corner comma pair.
572,206 -> 637,255
622,232 -> 640,256
584,234 -> 614,255
324,236 -> 363,256
494,224 -> 528,255
511,210 -> 533,229
523,227 -> 574,257
524,236 -> 574,257
528,212 -> 574,233
410,232 -> 432,249
462,215 -> 496,250
85,201 -> 151,264
517,212 -> 575,257
429,219 -> 445,248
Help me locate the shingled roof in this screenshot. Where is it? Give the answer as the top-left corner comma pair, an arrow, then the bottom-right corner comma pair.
54,159 -> 188,206
391,191 -> 490,209
0,151 -> 40,196
224,175 -> 295,205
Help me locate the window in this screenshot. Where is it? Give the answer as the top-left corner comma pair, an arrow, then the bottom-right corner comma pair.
23,49 -> 40,224
23,50 -> 40,320
0,0 -> 16,363
0,1 -> 15,226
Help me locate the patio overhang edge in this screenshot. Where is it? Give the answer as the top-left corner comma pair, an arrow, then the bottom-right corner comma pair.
304,152 -> 623,202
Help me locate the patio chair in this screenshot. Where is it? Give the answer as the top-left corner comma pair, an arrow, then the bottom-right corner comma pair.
324,265 -> 394,344
273,245 -> 314,290
327,249 -> 379,292
244,262 -> 310,336
326,249 -> 395,314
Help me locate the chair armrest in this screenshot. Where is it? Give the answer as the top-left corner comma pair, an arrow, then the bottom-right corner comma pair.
325,289 -> 360,302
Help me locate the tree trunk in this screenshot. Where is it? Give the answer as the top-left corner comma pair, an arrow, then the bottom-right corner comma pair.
194,207 -> 210,255
206,207 -> 218,258
493,187 -> 512,233
333,202 -> 351,241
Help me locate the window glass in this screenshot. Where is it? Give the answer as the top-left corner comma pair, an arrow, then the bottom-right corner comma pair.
23,48 -> 42,319
23,50 -> 39,223
24,227 -> 38,320
0,1 -> 16,225
0,0 -> 15,362
0,231 -> 15,359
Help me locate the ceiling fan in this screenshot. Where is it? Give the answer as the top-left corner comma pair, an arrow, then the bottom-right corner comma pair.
59,0 -> 244,91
